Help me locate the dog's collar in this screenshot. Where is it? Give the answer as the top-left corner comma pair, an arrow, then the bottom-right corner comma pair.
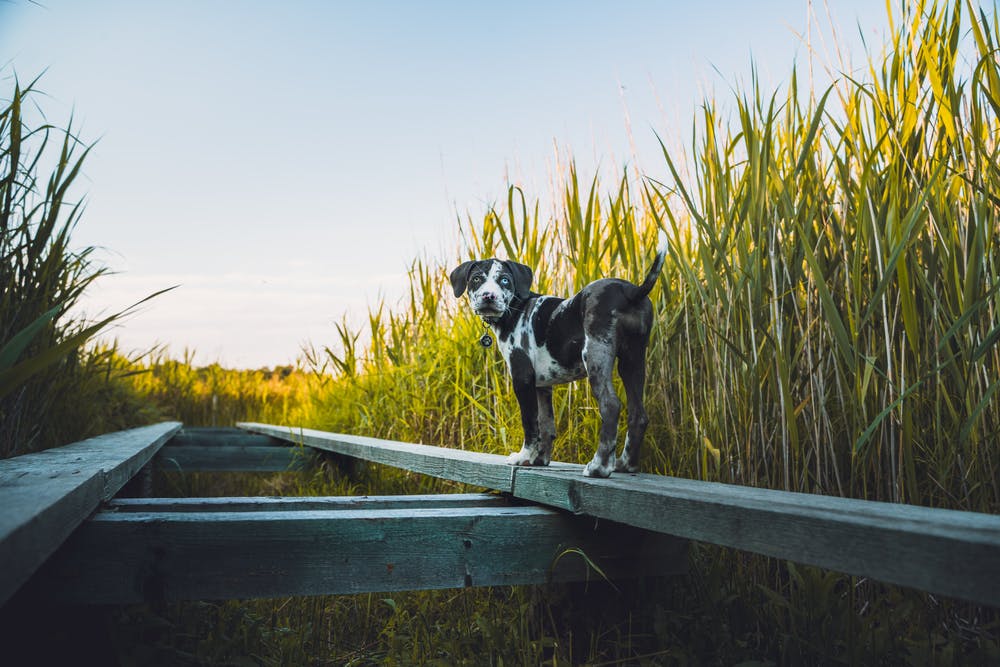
478,317 -> 497,347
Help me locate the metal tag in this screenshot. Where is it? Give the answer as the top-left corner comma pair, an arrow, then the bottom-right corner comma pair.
479,333 -> 493,348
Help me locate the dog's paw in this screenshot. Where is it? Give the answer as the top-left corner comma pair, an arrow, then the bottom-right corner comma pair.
506,449 -> 533,466
583,456 -> 614,478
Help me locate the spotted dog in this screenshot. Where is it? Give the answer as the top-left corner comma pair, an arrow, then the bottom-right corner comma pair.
450,232 -> 667,478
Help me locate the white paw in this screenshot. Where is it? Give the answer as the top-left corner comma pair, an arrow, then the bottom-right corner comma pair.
583,455 -> 614,478
506,449 -> 534,466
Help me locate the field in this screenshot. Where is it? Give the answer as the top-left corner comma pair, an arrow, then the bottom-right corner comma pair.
3,1 -> 1000,664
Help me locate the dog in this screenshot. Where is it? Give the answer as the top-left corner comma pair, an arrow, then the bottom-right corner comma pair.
450,231 -> 667,478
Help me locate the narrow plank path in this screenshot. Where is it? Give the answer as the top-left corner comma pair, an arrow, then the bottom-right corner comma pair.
238,422 -> 1000,607
0,422 -> 181,606
27,493 -> 684,603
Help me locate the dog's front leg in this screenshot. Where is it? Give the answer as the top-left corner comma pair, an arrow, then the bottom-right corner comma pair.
506,369 -> 547,466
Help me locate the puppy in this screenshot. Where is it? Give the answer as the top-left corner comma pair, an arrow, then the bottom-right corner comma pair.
450,232 -> 667,477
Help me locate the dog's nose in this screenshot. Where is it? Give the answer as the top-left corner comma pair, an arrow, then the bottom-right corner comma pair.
481,293 -> 497,302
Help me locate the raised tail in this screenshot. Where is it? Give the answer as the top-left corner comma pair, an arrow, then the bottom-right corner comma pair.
633,230 -> 668,300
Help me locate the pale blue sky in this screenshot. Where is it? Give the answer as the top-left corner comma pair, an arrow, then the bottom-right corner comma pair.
2,1 -> 890,367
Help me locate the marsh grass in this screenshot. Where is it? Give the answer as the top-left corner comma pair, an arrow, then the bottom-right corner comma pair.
0,76 -> 172,456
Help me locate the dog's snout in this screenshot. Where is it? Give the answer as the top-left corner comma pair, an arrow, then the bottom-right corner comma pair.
481,292 -> 497,302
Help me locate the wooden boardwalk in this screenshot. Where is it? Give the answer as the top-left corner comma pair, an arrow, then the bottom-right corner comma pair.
2,420 -> 998,608
239,422 -> 1000,608
0,422 -> 181,605
1,423 -> 682,607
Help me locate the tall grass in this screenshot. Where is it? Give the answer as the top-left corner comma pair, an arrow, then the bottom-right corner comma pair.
649,0 -> 1000,510
308,0 -> 1000,516
0,76 -> 166,457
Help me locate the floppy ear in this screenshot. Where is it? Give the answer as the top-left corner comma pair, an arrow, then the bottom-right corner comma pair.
503,260 -> 534,299
449,261 -> 476,297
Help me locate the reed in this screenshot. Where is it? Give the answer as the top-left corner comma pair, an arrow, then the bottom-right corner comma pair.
0,76 -> 168,456
306,0 -> 1000,517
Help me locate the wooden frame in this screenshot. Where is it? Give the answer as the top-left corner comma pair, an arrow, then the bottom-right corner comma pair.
239,422 -> 1000,607
26,494 -> 685,604
0,422 -> 181,606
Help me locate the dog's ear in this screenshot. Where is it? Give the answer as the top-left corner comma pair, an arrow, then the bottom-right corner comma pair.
449,261 -> 476,297
503,260 -> 534,299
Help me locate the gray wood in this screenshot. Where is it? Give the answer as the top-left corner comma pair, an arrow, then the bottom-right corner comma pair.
106,493 -> 506,513
0,421 -> 182,606
236,423 -> 1000,607
238,422 -> 518,492
27,497 -> 686,604
154,445 -> 312,472
168,427 -> 287,448
512,467 -> 1000,607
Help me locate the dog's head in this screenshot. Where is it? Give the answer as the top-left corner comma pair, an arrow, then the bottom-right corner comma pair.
449,259 -> 533,319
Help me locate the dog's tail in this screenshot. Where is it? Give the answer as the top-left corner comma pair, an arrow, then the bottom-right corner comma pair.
632,230 -> 668,301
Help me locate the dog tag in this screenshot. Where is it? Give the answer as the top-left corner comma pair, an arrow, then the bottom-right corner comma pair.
479,332 -> 493,348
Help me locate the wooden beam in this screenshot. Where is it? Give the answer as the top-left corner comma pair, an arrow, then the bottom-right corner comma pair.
237,422 -> 530,492
154,445 -> 312,472
26,496 -> 686,604
516,467 -> 1000,607
105,493 -> 507,513
236,423 -> 1000,607
0,422 -> 182,607
168,427 -> 288,448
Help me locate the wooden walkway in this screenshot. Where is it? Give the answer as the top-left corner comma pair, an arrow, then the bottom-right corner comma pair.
2,420 -> 999,608
1,423 -> 681,607
0,422 -> 181,605
238,422 -> 1000,608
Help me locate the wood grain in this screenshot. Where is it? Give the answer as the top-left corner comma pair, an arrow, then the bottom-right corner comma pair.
237,423 -> 1000,606
238,422 -> 517,492
27,496 -> 686,604
154,445 -> 312,472
0,421 -> 182,606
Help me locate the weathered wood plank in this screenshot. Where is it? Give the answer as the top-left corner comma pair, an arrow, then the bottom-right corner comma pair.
512,467 -> 1000,607
154,445 -> 312,472
237,422 -> 520,492
106,493 -> 507,513
168,427 -> 287,448
26,497 -> 686,604
235,423 -> 1000,607
0,421 -> 182,607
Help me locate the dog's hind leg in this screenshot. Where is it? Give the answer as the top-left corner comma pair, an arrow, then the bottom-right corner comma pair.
616,341 -> 650,473
582,339 -> 621,478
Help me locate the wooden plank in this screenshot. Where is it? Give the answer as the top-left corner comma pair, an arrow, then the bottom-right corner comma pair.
512,467 -> 1000,607
235,423 -> 1000,607
26,497 -> 687,604
0,421 -> 182,607
168,427 -> 287,448
154,445 -> 312,472
237,422 -> 522,492
105,493 -> 507,513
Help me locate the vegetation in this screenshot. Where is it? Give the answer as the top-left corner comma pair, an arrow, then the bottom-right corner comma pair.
0,77 -> 168,457
4,0 -> 1000,664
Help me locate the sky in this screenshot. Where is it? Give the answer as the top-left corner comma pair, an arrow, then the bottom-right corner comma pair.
1,1 -> 892,368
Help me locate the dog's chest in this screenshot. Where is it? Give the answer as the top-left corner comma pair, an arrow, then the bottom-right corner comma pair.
496,297 -> 586,387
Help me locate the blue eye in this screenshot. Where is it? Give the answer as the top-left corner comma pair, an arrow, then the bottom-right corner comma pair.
499,277 -> 511,286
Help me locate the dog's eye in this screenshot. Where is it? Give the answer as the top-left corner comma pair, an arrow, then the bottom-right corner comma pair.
470,275 -> 483,285
499,277 -> 511,287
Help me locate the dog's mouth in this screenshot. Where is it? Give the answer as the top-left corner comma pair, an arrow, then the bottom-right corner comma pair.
473,303 -> 505,318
